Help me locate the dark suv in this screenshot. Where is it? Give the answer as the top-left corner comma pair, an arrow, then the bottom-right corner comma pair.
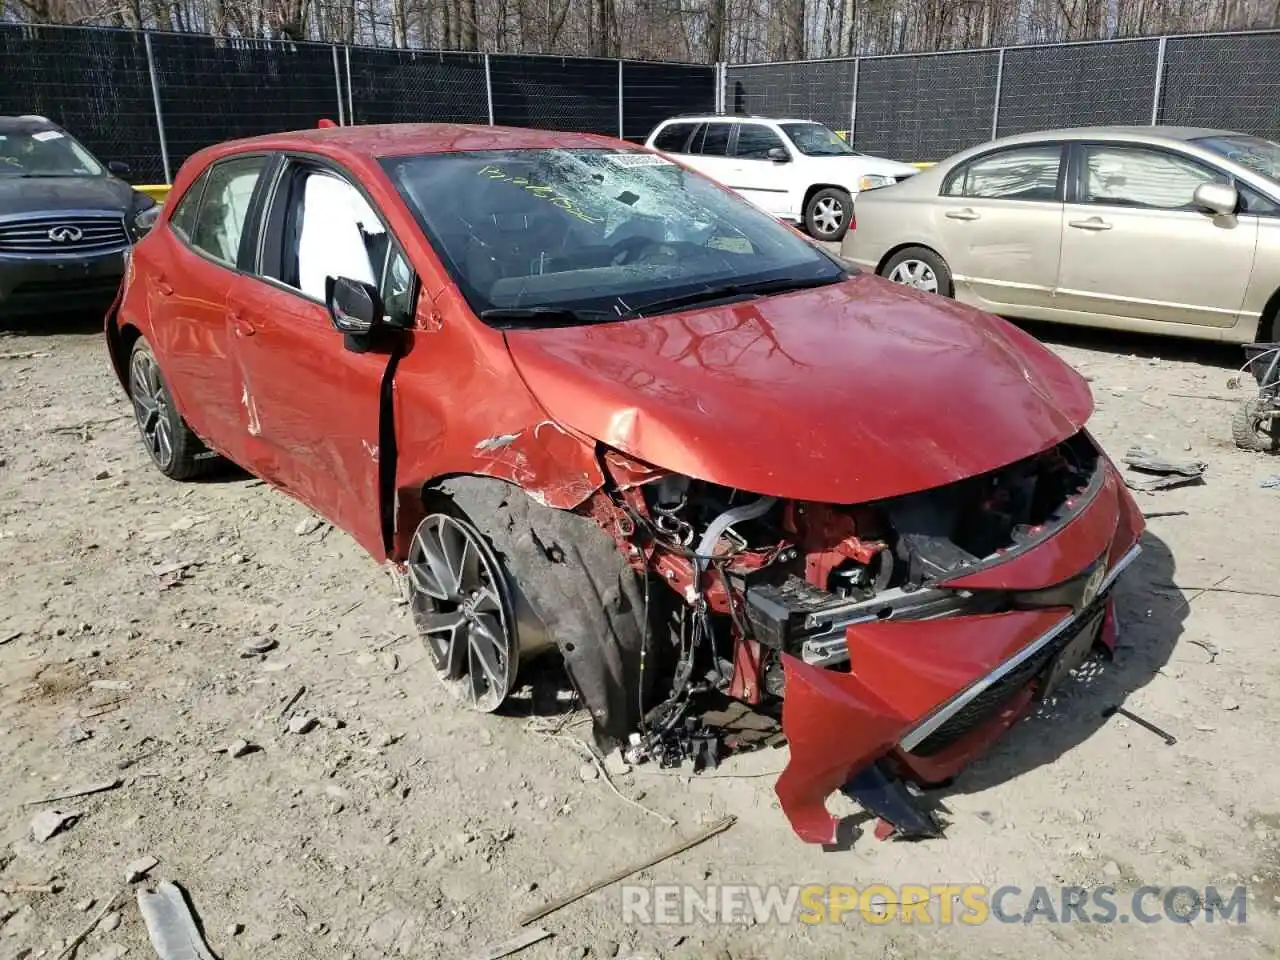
0,116 -> 158,319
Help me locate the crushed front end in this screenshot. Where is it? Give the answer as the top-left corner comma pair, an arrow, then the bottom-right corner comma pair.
587,429 -> 1144,844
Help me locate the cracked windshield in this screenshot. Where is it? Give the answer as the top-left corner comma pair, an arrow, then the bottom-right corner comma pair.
383,147 -> 843,322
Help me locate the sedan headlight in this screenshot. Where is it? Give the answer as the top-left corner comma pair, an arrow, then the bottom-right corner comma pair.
858,174 -> 894,191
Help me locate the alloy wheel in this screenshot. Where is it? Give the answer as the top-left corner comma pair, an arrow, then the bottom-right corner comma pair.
129,349 -> 174,470
407,513 -> 518,712
888,259 -> 938,293
812,196 -> 845,237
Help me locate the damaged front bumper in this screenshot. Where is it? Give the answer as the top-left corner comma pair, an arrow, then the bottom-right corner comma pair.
774,464 -> 1145,845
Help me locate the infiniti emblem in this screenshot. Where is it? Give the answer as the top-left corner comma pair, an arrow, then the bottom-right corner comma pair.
48,225 -> 83,243
1080,561 -> 1108,609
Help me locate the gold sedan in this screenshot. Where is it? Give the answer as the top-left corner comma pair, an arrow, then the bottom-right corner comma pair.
841,126 -> 1280,343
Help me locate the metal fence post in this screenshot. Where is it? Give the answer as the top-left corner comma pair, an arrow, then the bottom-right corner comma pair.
848,58 -> 859,147
617,60 -> 624,138
717,61 -> 726,113
991,47 -> 1006,139
331,45 -> 345,125
484,53 -> 495,125
345,46 -> 354,124
142,32 -> 172,184
1151,36 -> 1168,125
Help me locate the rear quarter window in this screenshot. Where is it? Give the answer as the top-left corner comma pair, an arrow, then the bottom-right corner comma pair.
653,123 -> 695,153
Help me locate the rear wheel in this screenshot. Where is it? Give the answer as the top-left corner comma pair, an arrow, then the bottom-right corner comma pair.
804,188 -> 852,242
128,338 -> 218,480
881,246 -> 954,298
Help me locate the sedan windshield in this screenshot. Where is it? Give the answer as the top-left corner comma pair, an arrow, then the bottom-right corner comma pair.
779,122 -> 855,157
381,148 -> 844,324
1194,134 -> 1280,186
0,129 -> 105,177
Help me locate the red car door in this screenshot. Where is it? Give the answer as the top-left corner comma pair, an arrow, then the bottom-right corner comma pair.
146,155 -> 271,463
224,159 -> 415,559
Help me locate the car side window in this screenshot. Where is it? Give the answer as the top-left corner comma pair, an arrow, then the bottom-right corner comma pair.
168,170 -> 208,244
188,156 -> 266,266
699,122 -> 733,157
735,124 -> 786,160
653,123 -> 694,153
944,145 -> 1062,201
1080,145 -> 1226,210
1239,184 -> 1280,216
275,168 -> 416,325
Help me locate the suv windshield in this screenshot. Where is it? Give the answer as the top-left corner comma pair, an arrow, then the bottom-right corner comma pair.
779,122 -> 855,157
1194,134 -> 1280,186
0,129 -> 105,177
382,148 -> 844,323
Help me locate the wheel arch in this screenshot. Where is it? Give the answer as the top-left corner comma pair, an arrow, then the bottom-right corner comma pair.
1258,284 -> 1280,343
802,182 -> 851,215
876,241 -> 947,277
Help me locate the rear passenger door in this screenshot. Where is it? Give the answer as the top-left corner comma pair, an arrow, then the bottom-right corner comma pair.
936,143 -> 1065,312
677,121 -> 737,188
225,156 -> 418,557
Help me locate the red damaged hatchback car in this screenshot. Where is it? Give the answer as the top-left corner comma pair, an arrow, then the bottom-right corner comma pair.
106,123 -> 1144,845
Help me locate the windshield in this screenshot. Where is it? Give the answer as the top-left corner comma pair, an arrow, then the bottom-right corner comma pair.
0,129 -> 105,177
382,148 -> 844,323
779,123 -> 856,157
1194,135 -> 1280,186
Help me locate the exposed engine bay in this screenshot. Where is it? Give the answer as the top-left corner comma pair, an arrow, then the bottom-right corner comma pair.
432,428 -> 1134,844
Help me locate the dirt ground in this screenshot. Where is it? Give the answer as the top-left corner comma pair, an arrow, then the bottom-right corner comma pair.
3,309 -> 1280,960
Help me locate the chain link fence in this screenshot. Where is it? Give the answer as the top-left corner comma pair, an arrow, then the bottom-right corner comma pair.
0,23 -> 715,183
726,30 -> 1280,161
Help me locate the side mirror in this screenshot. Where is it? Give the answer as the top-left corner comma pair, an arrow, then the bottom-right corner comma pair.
325,275 -> 382,336
767,147 -> 790,163
107,160 -> 131,177
1194,181 -> 1237,216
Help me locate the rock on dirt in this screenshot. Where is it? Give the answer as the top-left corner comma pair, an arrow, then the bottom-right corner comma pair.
31,809 -> 79,842
124,855 -> 158,882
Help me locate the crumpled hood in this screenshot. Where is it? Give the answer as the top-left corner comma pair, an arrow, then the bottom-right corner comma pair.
504,273 -> 1092,504
0,175 -> 134,219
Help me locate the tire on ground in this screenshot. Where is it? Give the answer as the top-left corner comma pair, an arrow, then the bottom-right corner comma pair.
880,245 -> 954,298
804,187 -> 853,242
128,337 -> 219,481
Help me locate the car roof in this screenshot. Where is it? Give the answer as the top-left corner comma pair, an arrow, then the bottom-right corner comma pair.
208,122 -> 626,160
984,125 -> 1242,147
660,115 -> 813,125
0,115 -> 61,134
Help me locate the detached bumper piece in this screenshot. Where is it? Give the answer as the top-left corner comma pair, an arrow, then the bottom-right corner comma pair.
775,546 -> 1139,845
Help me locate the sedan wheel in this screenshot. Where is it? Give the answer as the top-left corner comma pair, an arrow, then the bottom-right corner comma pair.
887,258 -> 939,293
408,512 -> 519,712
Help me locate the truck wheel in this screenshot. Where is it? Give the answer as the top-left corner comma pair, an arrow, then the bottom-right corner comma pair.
804,188 -> 852,242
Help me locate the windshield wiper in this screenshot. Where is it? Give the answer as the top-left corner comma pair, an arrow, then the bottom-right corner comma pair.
480,306 -> 615,328
621,275 -> 843,318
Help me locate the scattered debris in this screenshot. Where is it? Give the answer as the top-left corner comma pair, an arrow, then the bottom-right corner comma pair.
227,739 -> 254,758
578,764 -> 598,782
603,751 -> 632,777
1188,638 -> 1221,663
137,881 -> 217,960
53,893 -> 123,960
31,809 -> 80,841
239,636 -> 276,656
76,898 -> 97,912
1262,475 -> 1280,489
0,629 -> 21,646
518,816 -> 736,926
89,679 -> 133,692
150,561 -> 198,578
0,350 -> 50,360
316,716 -> 343,730
1102,706 -> 1176,745
277,685 -> 306,721
63,724 -> 93,745
1121,447 -> 1207,492
1222,696 -> 1241,711
125,856 -> 159,883
288,715 -> 317,735
1,883 -> 58,894
84,946 -> 128,960
97,911 -> 121,933
80,697 -> 128,718
24,779 -> 122,806
1168,392 -> 1239,402
466,927 -> 554,960
294,516 -> 325,536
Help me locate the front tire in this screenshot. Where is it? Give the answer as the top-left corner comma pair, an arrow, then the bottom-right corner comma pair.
804,188 -> 852,242
881,246 -> 954,298
128,338 -> 217,480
